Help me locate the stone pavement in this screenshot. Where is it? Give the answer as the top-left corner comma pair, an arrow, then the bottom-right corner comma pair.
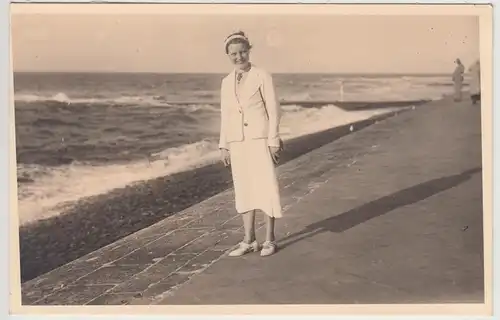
159,97 -> 484,305
20,97 -> 484,306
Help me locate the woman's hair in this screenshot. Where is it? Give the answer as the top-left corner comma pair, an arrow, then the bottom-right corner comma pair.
224,31 -> 252,54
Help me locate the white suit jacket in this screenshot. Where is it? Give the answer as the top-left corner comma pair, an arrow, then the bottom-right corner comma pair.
218,65 -> 281,150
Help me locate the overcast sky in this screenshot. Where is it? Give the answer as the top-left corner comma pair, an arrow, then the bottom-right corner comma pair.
11,12 -> 479,74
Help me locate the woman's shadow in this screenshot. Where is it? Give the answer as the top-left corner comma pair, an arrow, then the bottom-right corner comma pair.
279,167 -> 482,250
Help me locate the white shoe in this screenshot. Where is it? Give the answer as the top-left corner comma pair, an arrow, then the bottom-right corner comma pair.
228,240 -> 260,257
260,241 -> 278,257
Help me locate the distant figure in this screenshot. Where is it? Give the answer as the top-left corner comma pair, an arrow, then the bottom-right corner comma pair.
452,58 -> 465,101
469,60 -> 481,105
219,31 -> 283,257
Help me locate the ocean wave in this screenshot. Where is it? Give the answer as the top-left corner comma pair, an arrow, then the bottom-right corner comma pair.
17,139 -> 222,225
14,73 -> 457,225
14,92 -> 221,109
16,103 -> 409,226
279,103 -> 407,140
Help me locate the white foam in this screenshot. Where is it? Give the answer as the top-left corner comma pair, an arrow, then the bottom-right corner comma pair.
18,140 -> 222,225
15,92 -> 177,108
279,104 -> 404,140
17,103 -> 404,226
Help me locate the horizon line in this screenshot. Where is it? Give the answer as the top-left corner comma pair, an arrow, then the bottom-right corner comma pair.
12,70 -> 451,76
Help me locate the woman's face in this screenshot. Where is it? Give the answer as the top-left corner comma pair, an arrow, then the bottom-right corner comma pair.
227,42 -> 250,70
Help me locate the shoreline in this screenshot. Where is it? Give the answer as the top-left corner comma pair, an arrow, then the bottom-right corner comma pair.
18,106 -> 413,282
158,99 -> 430,110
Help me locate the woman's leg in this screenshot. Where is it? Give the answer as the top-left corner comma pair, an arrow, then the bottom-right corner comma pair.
228,209 -> 259,257
261,215 -> 277,256
265,215 -> 275,242
242,210 -> 256,243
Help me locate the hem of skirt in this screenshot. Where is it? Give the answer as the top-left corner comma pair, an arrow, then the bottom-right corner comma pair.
236,207 -> 283,218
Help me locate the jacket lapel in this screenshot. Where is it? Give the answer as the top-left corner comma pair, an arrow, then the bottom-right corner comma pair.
226,69 -> 244,113
227,66 -> 261,109
239,67 -> 261,103
226,69 -> 239,104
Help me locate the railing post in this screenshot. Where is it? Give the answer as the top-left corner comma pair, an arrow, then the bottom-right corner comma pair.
339,80 -> 344,102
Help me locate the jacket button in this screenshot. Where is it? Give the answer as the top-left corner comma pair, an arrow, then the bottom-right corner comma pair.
244,123 -> 248,126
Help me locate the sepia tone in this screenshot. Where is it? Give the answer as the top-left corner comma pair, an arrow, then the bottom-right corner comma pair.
8,3 -> 492,315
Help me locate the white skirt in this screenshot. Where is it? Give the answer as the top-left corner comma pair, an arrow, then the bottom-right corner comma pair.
229,137 -> 282,218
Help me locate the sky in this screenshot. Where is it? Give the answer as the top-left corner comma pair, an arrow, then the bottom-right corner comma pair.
10,12 -> 480,74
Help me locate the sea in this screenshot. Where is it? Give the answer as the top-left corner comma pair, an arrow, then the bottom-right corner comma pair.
13,72 -> 464,225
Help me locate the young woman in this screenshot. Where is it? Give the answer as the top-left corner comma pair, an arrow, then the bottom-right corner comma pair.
218,31 -> 283,257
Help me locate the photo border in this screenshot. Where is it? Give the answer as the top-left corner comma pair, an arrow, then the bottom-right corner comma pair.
3,1 -> 497,319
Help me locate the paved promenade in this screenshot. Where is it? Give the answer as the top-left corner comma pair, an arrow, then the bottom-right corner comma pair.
162,97 -> 484,305
20,97 -> 484,307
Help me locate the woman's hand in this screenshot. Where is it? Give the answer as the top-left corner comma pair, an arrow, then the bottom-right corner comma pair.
269,145 -> 280,164
220,148 -> 230,167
